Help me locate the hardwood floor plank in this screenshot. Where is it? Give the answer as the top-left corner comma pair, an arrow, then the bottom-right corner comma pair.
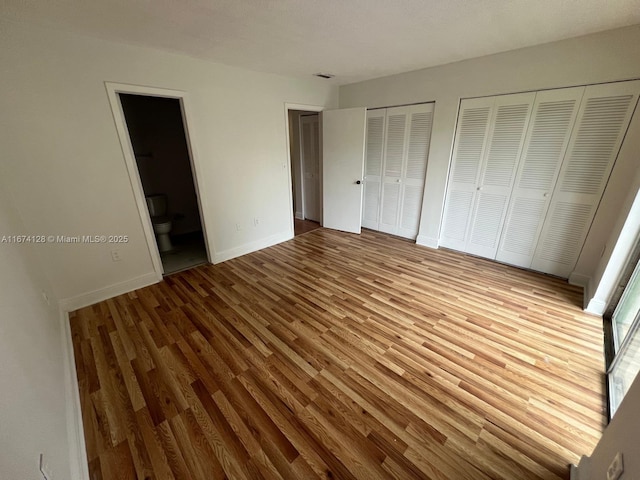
71,228 -> 606,479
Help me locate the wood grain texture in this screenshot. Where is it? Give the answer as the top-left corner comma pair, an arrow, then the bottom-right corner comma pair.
70,228 -> 606,480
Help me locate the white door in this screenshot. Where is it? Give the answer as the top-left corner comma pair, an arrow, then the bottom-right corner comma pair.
300,114 -> 320,222
531,80 -> 640,277
465,92 -> 535,259
496,87 -> 584,268
322,107 -> 367,234
440,97 -> 494,251
362,110 -> 386,230
379,107 -> 409,235
397,104 -> 434,239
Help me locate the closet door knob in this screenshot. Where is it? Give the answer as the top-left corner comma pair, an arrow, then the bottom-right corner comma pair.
356,180 -> 362,185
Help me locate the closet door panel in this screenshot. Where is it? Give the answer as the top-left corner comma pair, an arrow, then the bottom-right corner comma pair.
362,111 -> 386,230
465,92 -> 535,258
496,87 -> 584,267
379,107 -> 409,234
398,104 -> 434,239
440,97 -> 494,250
532,80 -> 640,277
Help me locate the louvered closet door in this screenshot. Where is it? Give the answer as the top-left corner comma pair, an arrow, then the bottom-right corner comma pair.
362,110 -> 386,230
397,104 -> 434,239
440,97 -> 494,251
496,87 -> 584,268
532,80 -> 640,277
378,107 -> 409,235
465,92 -> 535,259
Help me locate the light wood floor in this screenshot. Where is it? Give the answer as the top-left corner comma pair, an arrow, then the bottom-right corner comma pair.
70,228 -> 606,480
294,218 -> 321,236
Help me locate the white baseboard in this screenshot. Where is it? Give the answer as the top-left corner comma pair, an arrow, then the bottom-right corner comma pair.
60,309 -> 89,480
585,298 -> 607,316
58,272 -> 160,312
295,211 -> 304,220
213,231 -> 293,264
416,235 -> 439,249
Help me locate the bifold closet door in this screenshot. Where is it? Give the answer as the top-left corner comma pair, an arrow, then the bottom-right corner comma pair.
464,92 -> 535,258
496,87 -> 584,268
397,105 -> 433,239
363,103 -> 434,239
378,107 -> 408,235
440,93 -> 535,258
362,110 -> 386,230
531,80 -> 640,277
440,97 -> 494,251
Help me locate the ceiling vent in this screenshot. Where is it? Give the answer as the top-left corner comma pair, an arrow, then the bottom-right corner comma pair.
314,73 -> 335,79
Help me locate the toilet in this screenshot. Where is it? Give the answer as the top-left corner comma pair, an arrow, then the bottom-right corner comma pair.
146,194 -> 173,252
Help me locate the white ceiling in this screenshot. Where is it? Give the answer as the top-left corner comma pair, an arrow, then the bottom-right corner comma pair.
3,0 -> 640,85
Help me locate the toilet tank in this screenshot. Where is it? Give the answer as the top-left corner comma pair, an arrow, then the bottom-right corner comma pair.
146,194 -> 167,217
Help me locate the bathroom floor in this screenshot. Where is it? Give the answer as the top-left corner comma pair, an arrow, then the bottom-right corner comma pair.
160,230 -> 208,275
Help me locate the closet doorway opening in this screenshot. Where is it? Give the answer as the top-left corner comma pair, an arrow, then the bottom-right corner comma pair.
287,107 -> 322,236
106,83 -> 211,277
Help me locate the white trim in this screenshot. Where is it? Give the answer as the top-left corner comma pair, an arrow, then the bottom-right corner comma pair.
59,272 -> 159,312
585,298 -> 608,316
60,308 -> 89,480
416,234 -> 439,249
214,231 -> 293,264
295,211 -> 304,220
284,103 -> 325,232
104,82 -> 214,278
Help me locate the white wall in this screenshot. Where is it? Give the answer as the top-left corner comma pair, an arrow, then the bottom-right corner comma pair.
339,25 -> 640,290
0,20 -> 338,305
577,371 -> 640,480
0,181 -> 71,479
579,113 -> 640,314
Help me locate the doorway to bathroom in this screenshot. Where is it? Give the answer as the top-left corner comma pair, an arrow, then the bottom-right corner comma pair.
116,91 -> 209,275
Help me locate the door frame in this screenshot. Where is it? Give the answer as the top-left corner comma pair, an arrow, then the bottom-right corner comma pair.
105,82 -> 213,279
284,103 -> 324,234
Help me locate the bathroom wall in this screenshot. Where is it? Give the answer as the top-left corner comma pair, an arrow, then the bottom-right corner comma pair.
120,94 -> 202,236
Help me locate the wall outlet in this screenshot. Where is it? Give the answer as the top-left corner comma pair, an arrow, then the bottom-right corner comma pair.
39,453 -> 53,480
236,223 -> 242,231
41,290 -> 50,306
607,452 -> 624,480
253,217 -> 260,227
111,249 -> 122,262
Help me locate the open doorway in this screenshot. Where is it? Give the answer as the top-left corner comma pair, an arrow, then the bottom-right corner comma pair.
118,93 -> 208,275
287,109 -> 322,236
